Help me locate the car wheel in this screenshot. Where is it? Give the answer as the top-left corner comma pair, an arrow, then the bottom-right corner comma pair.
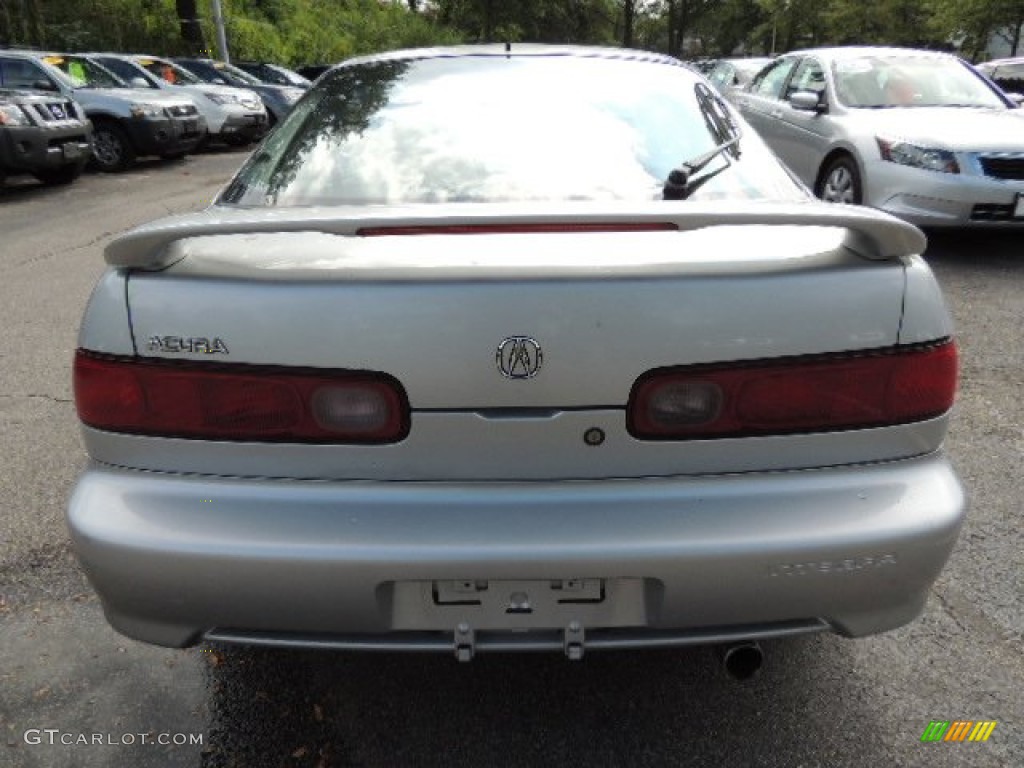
91,122 -> 135,172
34,163 -> 84,186
816,155 -> 862,204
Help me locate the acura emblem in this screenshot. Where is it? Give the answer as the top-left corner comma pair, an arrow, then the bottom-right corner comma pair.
496,336 -> 542,379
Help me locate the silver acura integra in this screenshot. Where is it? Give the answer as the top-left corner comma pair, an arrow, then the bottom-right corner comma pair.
735,46 -> 1024,226
68,46 -> 965,673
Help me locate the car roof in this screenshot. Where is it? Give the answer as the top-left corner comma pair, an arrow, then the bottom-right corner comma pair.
3,50 -> 113,62
786,46 -> 959,61
89,52 -> 160,59
0,49 -> 50,59
978,56 -> 1024,66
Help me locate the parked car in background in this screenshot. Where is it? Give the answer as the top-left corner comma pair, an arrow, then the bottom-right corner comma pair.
735,46 -> 1024,226
295,64 -> 330,82
69,46 -> 964,672
91,54 -> 268,147
173,57 -> 304,126
0,86 -> 91,186
234,61 -> 312,89
707,57 -> 773,101
689,58 -> 718,75
975,57 -> 1024,100
0,50 -> 204,171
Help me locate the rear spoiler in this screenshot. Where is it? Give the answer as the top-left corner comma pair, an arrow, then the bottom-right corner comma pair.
105,201 -> 926,270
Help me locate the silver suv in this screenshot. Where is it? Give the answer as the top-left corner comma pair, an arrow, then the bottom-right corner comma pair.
91,54 -> 268,147
0,87 -> 92,186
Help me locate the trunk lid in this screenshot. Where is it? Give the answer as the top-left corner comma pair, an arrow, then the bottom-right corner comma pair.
127,224 -> 907,410
86,204 -> 949,481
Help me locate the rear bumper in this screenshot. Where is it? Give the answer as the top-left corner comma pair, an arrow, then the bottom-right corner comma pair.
67,453 -> 966,652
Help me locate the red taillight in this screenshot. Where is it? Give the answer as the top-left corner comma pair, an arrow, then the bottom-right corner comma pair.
356,222 -> 678,236
628,341 -> 957,440
73,351 -> 409,443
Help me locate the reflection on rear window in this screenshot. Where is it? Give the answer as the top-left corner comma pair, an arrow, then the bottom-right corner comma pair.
221,55 -> 802,207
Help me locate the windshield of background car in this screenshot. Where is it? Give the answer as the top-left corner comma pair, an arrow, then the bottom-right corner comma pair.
220,55 -> 804,207
833,55 -> 1007,109
272,65 -> 312,86
138,59 -> 203,86
214,61 -> 263,86
247,64 -> 309,86
97,57 -> 158,88
42,56 -> 124,88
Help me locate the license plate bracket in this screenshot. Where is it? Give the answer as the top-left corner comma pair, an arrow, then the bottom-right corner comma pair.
390,577 -> 648,631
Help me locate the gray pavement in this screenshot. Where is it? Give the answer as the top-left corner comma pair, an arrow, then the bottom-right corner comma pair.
0,153 -> 1020,767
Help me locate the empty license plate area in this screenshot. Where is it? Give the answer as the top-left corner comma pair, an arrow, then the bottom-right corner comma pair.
390,578 -> 648,631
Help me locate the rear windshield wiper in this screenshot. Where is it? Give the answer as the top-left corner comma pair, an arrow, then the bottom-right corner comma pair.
663,134 -> 741,200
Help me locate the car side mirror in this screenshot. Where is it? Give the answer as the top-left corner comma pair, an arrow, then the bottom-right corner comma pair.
1007,92 -> 1024,107
130,77 -> 152,89
790,90 -> 826,113
33,78 -> 58,92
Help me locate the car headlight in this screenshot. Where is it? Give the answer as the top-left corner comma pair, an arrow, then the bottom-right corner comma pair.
876,137 -> 960,174
239,92 -> 263,110
205,92 -> 240,106
130,102 -> 167,118
0,104 -> 30,126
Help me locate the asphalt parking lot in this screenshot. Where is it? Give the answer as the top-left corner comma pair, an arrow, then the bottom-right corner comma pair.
0,151 -> 1021,767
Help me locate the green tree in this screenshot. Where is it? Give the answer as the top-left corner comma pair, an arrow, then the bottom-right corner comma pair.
929,0 -> 1024,58
753,0 -> 826,54
664,0 -> 719,56
434,0 -> 617,44
824,0 -> 935,47
695,0 -> 765,54
0,0 -> 46,46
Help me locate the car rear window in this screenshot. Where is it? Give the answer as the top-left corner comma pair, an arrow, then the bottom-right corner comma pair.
220,54 -> 803,207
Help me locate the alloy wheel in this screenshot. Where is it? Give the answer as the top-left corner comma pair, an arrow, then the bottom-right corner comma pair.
93,130 -> 123,169
822,166 -> 856,204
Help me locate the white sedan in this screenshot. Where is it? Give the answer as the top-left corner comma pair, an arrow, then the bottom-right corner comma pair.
735,46 -> 1024,226
68,45 -> 965,675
